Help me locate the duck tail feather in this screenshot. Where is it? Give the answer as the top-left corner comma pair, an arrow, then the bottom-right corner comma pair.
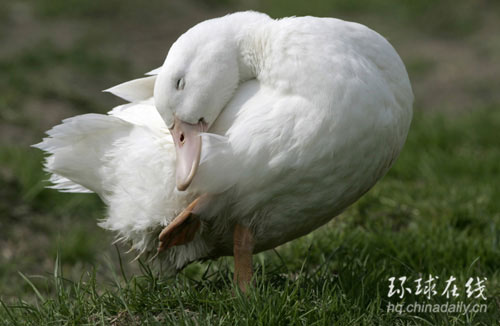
33,113 -> 132,197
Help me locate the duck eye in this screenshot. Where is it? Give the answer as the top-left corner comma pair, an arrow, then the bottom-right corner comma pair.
176,77 -> 185,90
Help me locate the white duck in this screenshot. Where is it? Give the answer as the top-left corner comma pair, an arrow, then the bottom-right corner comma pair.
35,11 -> 413,291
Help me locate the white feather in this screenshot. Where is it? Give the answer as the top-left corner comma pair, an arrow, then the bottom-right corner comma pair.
145,67 -> 162,75
35,99 -> 206,266
33,114 -> 132,195
103,76 -> 156,102
189,133 -> 238,194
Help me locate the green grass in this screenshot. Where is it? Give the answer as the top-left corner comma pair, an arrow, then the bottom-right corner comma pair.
1,108 -> 499,325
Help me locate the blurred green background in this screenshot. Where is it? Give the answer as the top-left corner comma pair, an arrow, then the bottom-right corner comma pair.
0,0 -> 499,320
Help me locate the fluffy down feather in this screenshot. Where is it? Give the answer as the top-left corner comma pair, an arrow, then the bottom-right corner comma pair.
34,98 -> 230,268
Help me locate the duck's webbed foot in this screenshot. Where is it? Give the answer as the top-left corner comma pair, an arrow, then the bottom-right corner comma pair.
233,224 -> 255,293
158,197 -> 201,252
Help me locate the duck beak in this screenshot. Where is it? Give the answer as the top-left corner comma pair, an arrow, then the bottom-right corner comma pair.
169,117 -> 207,191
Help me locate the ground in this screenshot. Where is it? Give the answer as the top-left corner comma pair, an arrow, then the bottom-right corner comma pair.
0,0 -> 499,324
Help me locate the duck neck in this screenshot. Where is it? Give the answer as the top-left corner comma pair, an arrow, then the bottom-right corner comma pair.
237,47 -> 257,83
228,14 -> 269,82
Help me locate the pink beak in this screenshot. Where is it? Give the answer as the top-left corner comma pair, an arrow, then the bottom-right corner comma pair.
169,116 -> 207,191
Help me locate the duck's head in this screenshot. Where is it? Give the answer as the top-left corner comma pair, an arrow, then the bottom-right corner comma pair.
154,17 -> 240,191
